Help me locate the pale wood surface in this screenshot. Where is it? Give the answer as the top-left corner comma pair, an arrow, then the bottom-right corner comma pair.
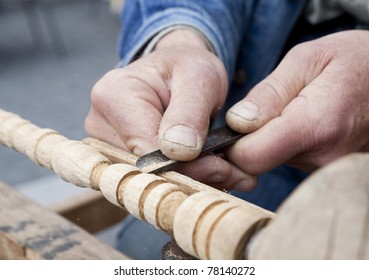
0,108 -> 274,259
84,137 -> 273,207
249,153 -> 369,260
2,108 -> 368,259
0,109 -> 274,259
0,182 -> 128,260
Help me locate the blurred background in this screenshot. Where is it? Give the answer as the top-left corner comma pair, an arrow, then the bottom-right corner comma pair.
0,0 -> 125,249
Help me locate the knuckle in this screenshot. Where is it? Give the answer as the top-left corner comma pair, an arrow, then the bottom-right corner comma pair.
287,41 -> 335,75
90,69 -> 119,107
185,54 -> 228,105
287,42 -> 321,63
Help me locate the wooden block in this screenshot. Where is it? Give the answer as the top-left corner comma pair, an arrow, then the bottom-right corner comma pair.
0,182 -> 128,260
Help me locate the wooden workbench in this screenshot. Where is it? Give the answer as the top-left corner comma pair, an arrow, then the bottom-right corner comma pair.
0,182 -> 128,260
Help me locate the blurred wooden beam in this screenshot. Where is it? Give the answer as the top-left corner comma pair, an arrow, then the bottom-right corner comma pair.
0,181 -> 128,259
50,190 -> 127,234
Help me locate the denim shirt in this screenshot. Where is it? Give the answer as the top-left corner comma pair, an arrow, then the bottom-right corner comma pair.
116,0 -> 309,211
118,0 -> 305,100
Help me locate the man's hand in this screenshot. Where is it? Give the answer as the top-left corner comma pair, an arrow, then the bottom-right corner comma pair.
226,30 -> 369,175
85,29 -> 257,190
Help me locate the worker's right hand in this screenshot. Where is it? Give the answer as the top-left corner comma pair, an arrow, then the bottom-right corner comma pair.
85,29 -> 257,191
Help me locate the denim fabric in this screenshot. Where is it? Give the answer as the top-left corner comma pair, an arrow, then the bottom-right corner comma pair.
221,0 -> 307,114
117,0 -> 306,82
117,0 -> 308,208
114,0 -> 365,260
114,1 -> 313,259
117,0 -> 250,77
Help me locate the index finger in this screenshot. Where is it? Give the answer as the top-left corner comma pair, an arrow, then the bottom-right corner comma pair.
87,65 -> 168,156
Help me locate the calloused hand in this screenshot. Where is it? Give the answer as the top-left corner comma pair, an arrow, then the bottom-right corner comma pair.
226,30 -> 369,175
85,30 -> 257,190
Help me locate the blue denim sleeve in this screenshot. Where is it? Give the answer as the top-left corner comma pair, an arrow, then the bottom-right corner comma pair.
117,0 -> 256,79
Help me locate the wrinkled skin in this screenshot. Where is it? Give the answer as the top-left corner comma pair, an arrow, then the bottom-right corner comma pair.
86,29 -> 369,191
226,30 -> 369,174
85,29 -> 256,191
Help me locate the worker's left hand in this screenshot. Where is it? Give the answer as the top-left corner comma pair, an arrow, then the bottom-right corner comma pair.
226,30 -> 369,175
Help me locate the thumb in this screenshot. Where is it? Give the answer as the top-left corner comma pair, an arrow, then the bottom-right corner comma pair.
226,43 -> 330,133
158,50 -> 228,161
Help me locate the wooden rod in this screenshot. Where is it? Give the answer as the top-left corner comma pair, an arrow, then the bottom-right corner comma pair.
0,108 -> 274,259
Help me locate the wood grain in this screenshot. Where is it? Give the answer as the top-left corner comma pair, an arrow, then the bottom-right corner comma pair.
0,182 -> 128,259
249,153 -> 369,259
0,108 -> 274,259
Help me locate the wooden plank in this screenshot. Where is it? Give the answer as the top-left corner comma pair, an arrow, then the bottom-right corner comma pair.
49,190 -> 127,234
0,182 -> 129,259
249,153 -> 369,260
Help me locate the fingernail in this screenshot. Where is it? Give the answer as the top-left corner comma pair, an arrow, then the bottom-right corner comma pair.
162,125 -> 198,148
234,177 -> 257,191
229,101 -> 261,121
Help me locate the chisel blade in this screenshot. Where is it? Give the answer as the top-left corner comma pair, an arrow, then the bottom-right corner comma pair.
136,126 -> 243,173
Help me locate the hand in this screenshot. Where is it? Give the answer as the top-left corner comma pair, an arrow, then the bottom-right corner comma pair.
226,30 -> 369,175
85,29 -> 257,190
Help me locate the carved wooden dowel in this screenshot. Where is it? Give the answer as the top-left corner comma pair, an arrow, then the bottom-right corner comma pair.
0,108 -> 274,259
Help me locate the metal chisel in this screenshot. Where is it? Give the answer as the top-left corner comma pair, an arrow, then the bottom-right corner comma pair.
135,126 -> 243,173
